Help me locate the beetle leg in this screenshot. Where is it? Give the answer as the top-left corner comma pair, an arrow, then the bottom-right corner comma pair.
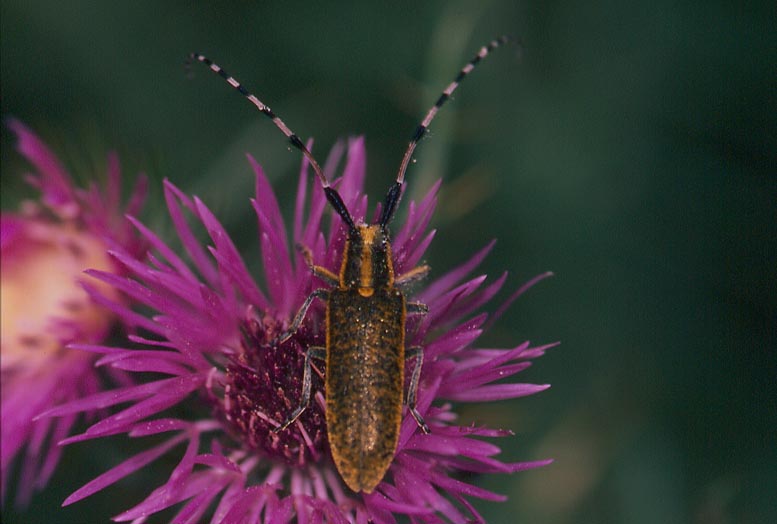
395,264 -> 430,289
297,243 -> 339,286
277,288 -> 329,344
311,265 -> 339,286
274,346 -> 326,432
406,301 -> 429,316
406,346 -> 430,434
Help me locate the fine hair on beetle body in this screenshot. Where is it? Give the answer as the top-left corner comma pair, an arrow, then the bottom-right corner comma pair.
189,35 -> 514,494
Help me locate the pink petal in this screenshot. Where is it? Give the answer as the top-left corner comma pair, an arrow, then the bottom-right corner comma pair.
419,240 -> 496,303
445,382 -> 551,402
8,119 -> 77,217
63,434 -> 186,506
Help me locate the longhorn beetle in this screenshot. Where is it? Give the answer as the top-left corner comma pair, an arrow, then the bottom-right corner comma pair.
189,35 -> 513,493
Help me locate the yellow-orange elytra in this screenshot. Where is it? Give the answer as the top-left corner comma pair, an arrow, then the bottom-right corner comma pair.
322,225 -> 423,492
189,36 -> 513,493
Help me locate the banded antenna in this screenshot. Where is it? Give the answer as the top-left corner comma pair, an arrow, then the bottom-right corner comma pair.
188,36 -> 515,229
383,35 -> 514,225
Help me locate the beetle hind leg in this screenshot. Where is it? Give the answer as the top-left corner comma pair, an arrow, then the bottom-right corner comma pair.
406,346 -> 430,434
274,346 -> 326,432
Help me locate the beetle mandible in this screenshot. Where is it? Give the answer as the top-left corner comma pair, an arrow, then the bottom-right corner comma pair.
189,35 -> 513,493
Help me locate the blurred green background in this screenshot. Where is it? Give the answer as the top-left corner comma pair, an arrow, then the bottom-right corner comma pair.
2,1 -> 774,523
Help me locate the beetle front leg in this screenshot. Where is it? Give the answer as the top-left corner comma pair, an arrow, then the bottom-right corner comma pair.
395,264 -> 430,289
297,243 -> 339,286
406,346 -> 430,434
274,346 -> 326,432
277,288 -> 329,344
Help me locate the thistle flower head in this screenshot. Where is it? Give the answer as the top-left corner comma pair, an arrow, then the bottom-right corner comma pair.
1,120 -> 147,505
44,137 -> 553,523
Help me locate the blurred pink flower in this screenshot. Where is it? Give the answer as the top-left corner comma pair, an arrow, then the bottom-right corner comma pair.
1,120 -> 147,506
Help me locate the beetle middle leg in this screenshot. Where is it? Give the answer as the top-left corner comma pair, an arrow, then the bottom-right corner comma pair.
395,264 -> 430,289
274,346 -> 326,432
406,301 -> 429,315
406,346 -> 430,434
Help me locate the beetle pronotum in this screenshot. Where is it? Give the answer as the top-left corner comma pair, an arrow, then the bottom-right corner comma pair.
190,35 -> 513,493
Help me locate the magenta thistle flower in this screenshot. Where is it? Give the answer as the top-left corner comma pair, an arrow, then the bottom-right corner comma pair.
1,120 -> 147,506
41,137 -> 554,523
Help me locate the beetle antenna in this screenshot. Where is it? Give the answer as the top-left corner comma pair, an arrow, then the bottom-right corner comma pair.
381,36 -> 516,227
188,53 -> 329,185
188,53 -> 359,228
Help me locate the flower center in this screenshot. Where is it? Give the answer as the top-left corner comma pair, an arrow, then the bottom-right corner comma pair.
217,313 -> 329,468
1,220 -> 119,370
